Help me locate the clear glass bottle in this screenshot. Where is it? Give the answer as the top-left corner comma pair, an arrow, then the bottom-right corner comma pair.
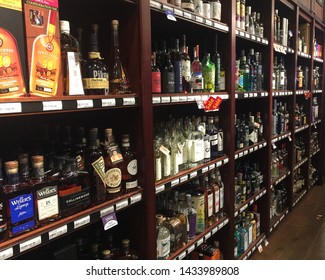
156,214 -> 171,259
154,139 -> 162,182
109,20 -> 131,94
211,0 -> 221,21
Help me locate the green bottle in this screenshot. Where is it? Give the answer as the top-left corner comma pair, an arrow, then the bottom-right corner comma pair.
202,53 -> 215,92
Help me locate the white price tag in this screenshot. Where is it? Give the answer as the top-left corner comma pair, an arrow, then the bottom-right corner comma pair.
177,252 -> 186,260
205,19 -> 212,26
48,225 -> 68,240
249,93 -> 253,97
173,8 -> 183,16
251,35 -> 256,40
123,97 -> 136,106
249,148 -> 254,153
212,226 -> 219,235
235,93 -> 239,98
20,236 -> 42,252
77,99 -> 93,109
130,193 -> 142,204
244,150 -> 248,155
240,31 -> 245,37
258,244 -> 263,253
180,175 -> 188,183
244,93 -> 248,98
156,185 -> 165,194
42,101 -> 63,111
241,204 -> 248,212
202,166 -> 209,173
190,171 -> 198,178
235,154 -> 238,159
74,215 -> 90,229
224,158 -> 229,164
0,247 -> 13,260
179,96 -> 187,102
245,33 -> 250,38
102,98 -> 116,107
152,97 -> 161,104
161,96 -> 171,103
183,12 -> 192,19
171,179 -> 180,187
100,205 -> 114,217
171,96 -> 180,103
0,102 -> 22,114
195,16 -> 203,23
204,232 -> 212,240
247,251 -> 252,257
196,238 -> 204,246
216,161 -> 222,167
187,245 -> 195,254
259,144 -> 263,149
254,146 -> 258,151
162,4 -> 173,11
209,164 -> 215,170
239,152 -> 243,158
116,199 -> 129,211
256,37 -> 261,42
187,96 -> 195,101
224,219 -> 229,226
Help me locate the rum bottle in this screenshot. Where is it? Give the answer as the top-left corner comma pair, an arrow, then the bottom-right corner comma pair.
31,155 -> 59,226
0,27 -> 26,97
29,10 -> 60,97
109,20 -> 131,94
82,24 -> 109,95
3,160 -> 36,238
119,134 -> 138,193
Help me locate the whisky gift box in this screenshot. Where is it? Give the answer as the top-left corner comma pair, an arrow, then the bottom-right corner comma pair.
23,0 -> 63,97
0,0 -> 27,98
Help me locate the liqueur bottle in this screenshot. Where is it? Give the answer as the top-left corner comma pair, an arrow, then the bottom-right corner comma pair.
59,20 -> 84,95
119,134 -> 138,193
82,24 -> 109,95
0,27 -> 26,97
151,52 -> 161,93
84,128 -> 107,204
31,155 -> 59,226
109,20 -> 131,94
103,128 -> 123,198
3,160 -> 36,238
29,10 -> 60,97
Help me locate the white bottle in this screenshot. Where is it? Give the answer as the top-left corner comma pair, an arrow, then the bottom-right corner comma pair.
156,215 -> 171,260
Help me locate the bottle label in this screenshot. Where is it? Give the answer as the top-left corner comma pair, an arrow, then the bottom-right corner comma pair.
36,185 -> 59,221
207,193 -> 214,217
191,139 -> 204,162
127,159 -> 137,176
91,156 -> 106,186
152,71 -> 161,93
12,220 -> 35,235
210,134 -> 218,146
182,59 -> 191,82
155,158 -> 162,181
218,131 -> 223,152
162,71 -> 175,93
126,179 -> 138,190
219,185 -> 224,209
105,168 -> 122,193
191,72 -> 203,92
163,153 -> 171,177
82,77 -> 109,89
9,193 -> 34,225
204,138 -> 211,159
157,234 -> 170,259
192,194 -> 205,233
214,188 -> 220,213
279,71 -> 285,86
107,144 -> 124,164
59,187 -> 91,215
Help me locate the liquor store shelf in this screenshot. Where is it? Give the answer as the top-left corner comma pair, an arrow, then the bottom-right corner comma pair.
234,188 -> 267,218
152,93 -> 229,105
271,132 -> 292,144
314,57 -> 324,63
234,141 -> 267,160
235,29 -> 269,45
150,1 -> 229,33
295,124 -> 309,133
0,95 -> 138,116
272,90 -> 293,97
240,233 -> 266,260
0,188 -> 143,260
311,119 -> 322,127
155,155 -> 229,195
296,90 -> 311,95
309,177 -> 319,189
273,43 -> 295,54
270,208 -> 289,234
235,91 -> 268,99
170,216 -> 229,260
313,89 -> 323,94
297,51 -> 312,59
310,148 -> 321,158
294,157 -> 309,171
271,170 -> 291,189
292,189 -> 308,208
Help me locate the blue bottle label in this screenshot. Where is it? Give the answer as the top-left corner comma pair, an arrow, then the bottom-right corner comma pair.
9,193 -> 34,224
12,220 -> 35,235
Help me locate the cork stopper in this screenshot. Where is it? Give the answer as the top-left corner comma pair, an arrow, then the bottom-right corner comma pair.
111,20 -> 119,27
32,155 -> 44,163
121,239 -> 130,248
5,160 -> 18,169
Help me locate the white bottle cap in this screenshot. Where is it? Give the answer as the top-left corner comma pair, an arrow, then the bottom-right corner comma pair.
60,20 -> 70,33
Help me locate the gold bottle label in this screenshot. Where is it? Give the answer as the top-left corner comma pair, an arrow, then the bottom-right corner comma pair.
91,156 -> 106,185
105,168 -> 122,193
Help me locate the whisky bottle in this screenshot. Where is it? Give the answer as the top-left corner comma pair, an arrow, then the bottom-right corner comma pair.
31,155 -> 59,226
119,134 -> 138,193
58,158 -> 91,218
109,20 -> 131,94
59,20 -> 84,96
82,24 -> 109,95
3,160 -> 36,238
29,10 -> 60,97
103,128 -> 123,198
0,27 -> 26,97
156,214 -> 171,259
85,128 -> 107,204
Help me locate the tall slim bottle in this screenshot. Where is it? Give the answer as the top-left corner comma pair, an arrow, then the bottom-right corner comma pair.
170,38 -> 182,93
191,45 -> 204,92
29,10 -> 60,97
109,20 -> 131,94
202,53 -> 215,92
212,34 -> 221,91
180,35 -> 191,93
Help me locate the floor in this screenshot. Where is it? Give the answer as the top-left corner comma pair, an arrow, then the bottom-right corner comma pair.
251,184 -> 325,260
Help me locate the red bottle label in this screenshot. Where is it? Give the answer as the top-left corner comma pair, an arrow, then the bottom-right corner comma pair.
152,71 -> 161,93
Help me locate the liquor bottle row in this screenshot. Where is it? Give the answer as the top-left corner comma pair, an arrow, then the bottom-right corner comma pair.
156,169 -> 225,258
0,126 -> 138,243
152,34 -> 225,94
236,48 -> 264,92
154,114 -> 223,181
272,99 -> 290,136
234,207 -> 261,259
271,143 -> 289,179
234,160 -> 264,209
294,136 -> 307,163
294,102 -> 308,129
310,132 -> 320,154
236,0 -> 264,38
298,23 -> 311,55
274,9 -> 292,47
312,97 -> 320,122
270,183 -> 288,219
235,112 -> 264,150
293,167 -> 305,196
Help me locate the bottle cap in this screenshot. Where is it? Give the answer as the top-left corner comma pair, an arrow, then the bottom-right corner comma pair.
111,20 -> 119,27
59,20 -> 70,33
5,160 -> 18,169
121,239 -> 130,248
32,155 -> 44,163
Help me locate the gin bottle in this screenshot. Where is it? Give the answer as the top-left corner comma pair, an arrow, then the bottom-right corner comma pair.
156,214 -> 171,259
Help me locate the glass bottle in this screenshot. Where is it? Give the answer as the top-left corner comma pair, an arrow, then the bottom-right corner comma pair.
211,0 -> 221,21
0,27 -> 26,97
109,20 -> 131,94
151,52 -> 161,93
82,24 -> 109,95
119,134 -> 138,193
170,38 -> 183,93
297,65 -> 303,89
3,160 -> 36,238
59,20 -> 84,96
202,53 -> 215,92
156,214 -> 171,259
118,239 -> 139,259
214,116 -> 223,157
278,57 -> 286,90
72,126 -> 87,172
31,155 -> 59,226
194,0 -> 203,16
162,53 -> 175,93
154,139 -> 162,181
191,184 -> 205,234
181,0 -> 195,12
188,119 -> 205,167
180,35 -> 191,93
191,45 -> 204,92
206,116 -> 218,159
103,128 -> 123,198
202,174 -> 214,227
202,0 -> 211,19
85,128 -> 107,204
212,34 -> 221,91
58,158 -> 91,218
29,10 -> 60,97
183,193 -> 196,240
